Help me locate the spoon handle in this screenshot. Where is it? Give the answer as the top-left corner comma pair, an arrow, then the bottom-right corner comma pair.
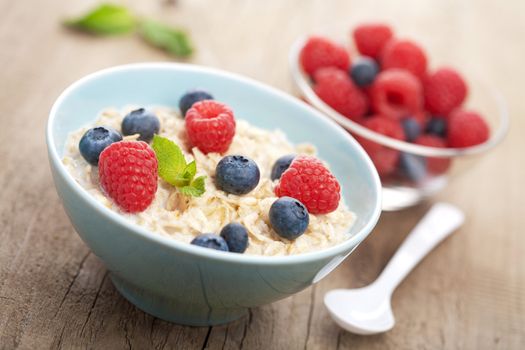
375,203 -> 465,293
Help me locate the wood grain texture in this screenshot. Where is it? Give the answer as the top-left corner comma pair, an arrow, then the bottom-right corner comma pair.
1,0 -> 524,349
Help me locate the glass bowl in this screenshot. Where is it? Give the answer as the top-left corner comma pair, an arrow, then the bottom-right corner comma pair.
289,34 -> 509,211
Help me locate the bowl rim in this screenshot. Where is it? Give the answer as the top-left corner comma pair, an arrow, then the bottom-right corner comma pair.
47,62 -> 382,266
289,36 -> 509,158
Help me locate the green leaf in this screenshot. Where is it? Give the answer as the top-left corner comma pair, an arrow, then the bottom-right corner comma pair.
64,4 -> 136,35
172,176 -> 190,188
139,19 -> 193,57
179,176 -> 206,197
171,162 -> 196,186
151,136 -> 206,197
152,135 -> 186,186
182,161 -> 197,179
191,176 -> 206,189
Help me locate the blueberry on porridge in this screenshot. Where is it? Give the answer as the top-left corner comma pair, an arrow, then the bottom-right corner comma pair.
215,155 -> 261,195
179,89 -> 214,117
270,154 -> 295,181
121,108 -> 160,142
79,126 -> 122,165
191,233 -> 229,251
220,223 -> 249,253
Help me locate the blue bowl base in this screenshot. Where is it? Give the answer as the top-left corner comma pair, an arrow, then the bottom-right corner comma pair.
110,274 -> 249,326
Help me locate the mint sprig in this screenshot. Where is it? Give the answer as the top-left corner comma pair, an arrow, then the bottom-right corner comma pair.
64,4 -> 136,36
179,176 -> 206,197
152,135 -> 206,197
63,3 -> 193,58
139,20 -> 193,58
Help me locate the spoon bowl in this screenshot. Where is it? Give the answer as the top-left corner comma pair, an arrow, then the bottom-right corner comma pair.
325,287 -> 394,335
324,203 -> 465,334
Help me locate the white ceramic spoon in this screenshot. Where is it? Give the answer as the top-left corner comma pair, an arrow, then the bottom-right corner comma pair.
324,202 -> 465,335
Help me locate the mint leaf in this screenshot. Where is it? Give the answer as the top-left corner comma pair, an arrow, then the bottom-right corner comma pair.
171,162 -> 196,186
179,176 -> 206,197
172,176 -> 190,188
182,161 -> 197,179
64,4 -> 136,35
191,176 -> 206,189
139,20 -> 193,57
63,6 -> 193,58
152,136 -> 205,197
152,135 -> 186,186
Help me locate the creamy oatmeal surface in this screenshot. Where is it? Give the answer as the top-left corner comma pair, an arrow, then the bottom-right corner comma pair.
62,106 -> 356,255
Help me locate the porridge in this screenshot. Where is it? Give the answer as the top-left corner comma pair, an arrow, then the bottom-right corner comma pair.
62,93 -> 355,256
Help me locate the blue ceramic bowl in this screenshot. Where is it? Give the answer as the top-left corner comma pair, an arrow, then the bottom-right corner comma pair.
47,63 -> 381,326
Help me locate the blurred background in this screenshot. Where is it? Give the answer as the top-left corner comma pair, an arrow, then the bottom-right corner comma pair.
1,0 -> 524,349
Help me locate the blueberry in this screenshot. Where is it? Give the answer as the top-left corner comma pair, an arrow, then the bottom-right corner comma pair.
121,108 -> 160,142
402,117 -> 421,142
271,154 -> 295,181
269,197 -> 309,240
398,153 -> 427,182
179,89 -> 214,117
79,126 -> 122,165
349,57 -> 379,87
426,117 -> 447,137
215,155 -> 260,195
191,233 -> 229,251
220,223 -> 249,253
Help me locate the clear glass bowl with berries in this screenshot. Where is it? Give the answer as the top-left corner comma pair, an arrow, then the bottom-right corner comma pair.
289,22 -> 509,210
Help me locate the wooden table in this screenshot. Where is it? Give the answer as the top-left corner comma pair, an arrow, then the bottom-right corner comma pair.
1,0 -> 523,348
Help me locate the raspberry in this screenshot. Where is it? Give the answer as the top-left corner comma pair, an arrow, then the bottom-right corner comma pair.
447,110 -> 489,148
313,67 -> 342,84
370,69 -> 423,120
357,116 -> 405,177
381,39 -> 428,79
185,100 -> 236,154
98,141 -> 158,213
363,116 -> 405,140
424,67 -> 468,116
300,36 -> 350,76
313,67 -> 368,121
353,23 -> 393,59
275,155 -> 341,214
415,135 -> 451,174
